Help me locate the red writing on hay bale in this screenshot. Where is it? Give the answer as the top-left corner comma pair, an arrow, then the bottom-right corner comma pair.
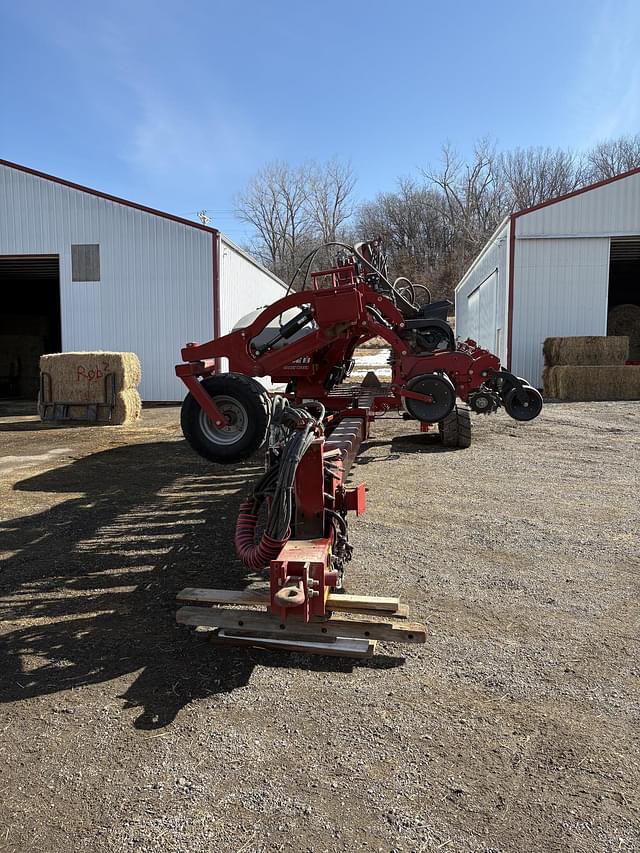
77,363 -> 111,382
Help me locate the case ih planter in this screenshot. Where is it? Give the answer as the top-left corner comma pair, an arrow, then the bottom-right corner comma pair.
175,239 -> 542,657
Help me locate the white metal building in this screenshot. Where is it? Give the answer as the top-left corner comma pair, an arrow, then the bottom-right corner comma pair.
455,168 -> 640,388
0,159 -> 286,401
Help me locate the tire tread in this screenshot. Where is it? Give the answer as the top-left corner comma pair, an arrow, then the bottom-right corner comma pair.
439,405 -> 472,448
181,373 -> 270,463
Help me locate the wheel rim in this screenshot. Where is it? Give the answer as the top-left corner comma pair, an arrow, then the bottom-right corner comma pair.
506,387 -> 542,421
406,373 -> 455,423
198,395 -> 248,445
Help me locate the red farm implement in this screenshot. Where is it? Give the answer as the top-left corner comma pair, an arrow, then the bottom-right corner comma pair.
175,239 -> 542,657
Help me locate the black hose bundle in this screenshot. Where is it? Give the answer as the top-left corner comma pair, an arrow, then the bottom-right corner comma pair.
235,405 -> 321,570
284,239 -> 420,317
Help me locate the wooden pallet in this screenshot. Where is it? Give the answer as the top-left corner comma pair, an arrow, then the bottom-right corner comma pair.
176,587 -> 425,658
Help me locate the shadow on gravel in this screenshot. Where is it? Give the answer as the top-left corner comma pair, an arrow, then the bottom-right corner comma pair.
0,420 -> 80,432
391,433 -> 462,454
0,440 -> 403,729
355,433 -> 462,464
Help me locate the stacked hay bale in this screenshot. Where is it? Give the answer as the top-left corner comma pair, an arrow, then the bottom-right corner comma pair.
39,352 -> 142,424
542,336 -> 640,401
0,334 -> 44,397
607,304 -> 640,361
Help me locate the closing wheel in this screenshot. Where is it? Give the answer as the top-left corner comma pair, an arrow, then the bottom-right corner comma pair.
438,405 -> 472,448
504,385 -> 543,422
181,374 -> 270,463
405,373 -> 456,423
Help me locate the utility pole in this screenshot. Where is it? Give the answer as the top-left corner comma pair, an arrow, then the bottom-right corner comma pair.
197,210 -> 211,226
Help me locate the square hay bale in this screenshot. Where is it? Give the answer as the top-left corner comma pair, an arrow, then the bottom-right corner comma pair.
542,366 -> 558,398
607,304 -> 640,360
66,389 -> 142,424
549,365 -> 640,401
1,333 -> 46,396
39,352 -> 142,424
40,351 -> 141,404
543,336 -> 629,367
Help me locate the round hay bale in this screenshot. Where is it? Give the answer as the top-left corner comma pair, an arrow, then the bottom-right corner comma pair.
543,336 -> 629,367
607,304 -> 640,361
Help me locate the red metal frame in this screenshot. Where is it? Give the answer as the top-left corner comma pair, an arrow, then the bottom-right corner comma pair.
268,414 -> 367,623
176,278 -> 500,427
176,253 -> 507,623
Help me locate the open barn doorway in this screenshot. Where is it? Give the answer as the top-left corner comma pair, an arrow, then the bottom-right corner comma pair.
0,255 -> 61,400
608,239 -> 640,361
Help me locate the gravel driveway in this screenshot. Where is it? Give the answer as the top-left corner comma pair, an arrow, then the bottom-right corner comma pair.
0,400 -> 638,852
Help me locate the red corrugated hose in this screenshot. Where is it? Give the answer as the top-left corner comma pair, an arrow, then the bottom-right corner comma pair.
235,499 -> 290,569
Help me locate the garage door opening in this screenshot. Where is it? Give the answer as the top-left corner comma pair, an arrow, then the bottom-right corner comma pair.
0,255 -> 61,399
608,239 -> 640,360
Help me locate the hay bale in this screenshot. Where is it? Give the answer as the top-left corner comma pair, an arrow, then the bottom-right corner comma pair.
66,389 -> 142,424
1,334 -> 46,397
548,365 -> 640,401
39,351 -> 141,403
39,351 -> 142,424
542,366 -> 558,398
543,336 -> 629,367
112,389 -> 142,424
607,304 -> 640,360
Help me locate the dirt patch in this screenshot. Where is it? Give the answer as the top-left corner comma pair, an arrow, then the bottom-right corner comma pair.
1,401 -> 639,852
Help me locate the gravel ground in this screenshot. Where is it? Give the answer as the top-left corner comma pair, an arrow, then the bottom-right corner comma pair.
0,399 -> 639,853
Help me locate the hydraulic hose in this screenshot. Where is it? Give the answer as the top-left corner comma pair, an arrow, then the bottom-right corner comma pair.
233,404 -> 319,570
235,499 -> 290,570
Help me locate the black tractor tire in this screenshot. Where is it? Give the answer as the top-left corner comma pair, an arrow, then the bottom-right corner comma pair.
180,373 -> 270,464
438,405 -> 472,449
504,385 -> 543,422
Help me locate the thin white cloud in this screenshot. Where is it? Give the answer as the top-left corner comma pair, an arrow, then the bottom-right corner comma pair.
127,95 -> 252,179
574,0 -> 640,144
18,6 -> 260,184
92,23 -> 258,180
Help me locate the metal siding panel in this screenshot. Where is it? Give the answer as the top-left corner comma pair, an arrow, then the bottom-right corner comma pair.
518,171 -> 640,237
477,270 -> 497,350
217,238 -> 287,377
1,163 -> 213,400
219,236 -> 287,334
466,289 -> 480,339
511,237 -> 609,387
455,220 -> 509,364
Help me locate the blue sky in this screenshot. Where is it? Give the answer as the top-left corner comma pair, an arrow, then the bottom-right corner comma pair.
1,0 -> 639,242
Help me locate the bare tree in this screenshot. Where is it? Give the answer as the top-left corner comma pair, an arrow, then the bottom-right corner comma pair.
423,139 -> 508,283
500,146 -> 584,209
585,134 -> 640,180
357,178 -> 453,292
305,159 -> 356,243
236,159 -> 357,284
235,161 -> 311,282
236,132 -> 640,299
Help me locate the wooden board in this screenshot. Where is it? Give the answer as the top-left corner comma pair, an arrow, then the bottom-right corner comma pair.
329,603 -> 409,619
327,594 -> 403,613
177,606 -> 426,644
177,587 -> 270,606
219,627 -> 338,644
210,629 -> 376,658
176,587 -> 407,616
